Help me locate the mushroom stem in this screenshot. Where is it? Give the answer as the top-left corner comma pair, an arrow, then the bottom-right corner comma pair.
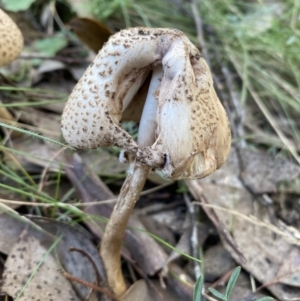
100,162 -> 150,296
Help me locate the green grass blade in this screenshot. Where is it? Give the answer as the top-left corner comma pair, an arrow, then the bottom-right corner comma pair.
255,297 -> 273,301
225,266 -> 241,299
208,287 -> 226,300
193,274 -> 204,301
146,231 -> 201,263
0,122 -> 73,149
0,99 -> 66,108
0,86 -> 67,96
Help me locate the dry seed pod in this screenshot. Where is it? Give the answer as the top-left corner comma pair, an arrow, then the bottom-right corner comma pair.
61,27 -> 231,180
0,9 -> 24,66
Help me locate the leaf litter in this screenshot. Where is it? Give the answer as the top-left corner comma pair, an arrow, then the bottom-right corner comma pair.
0,203 -> 112,300
1,230 -> 81,301
187,147 -> 300,300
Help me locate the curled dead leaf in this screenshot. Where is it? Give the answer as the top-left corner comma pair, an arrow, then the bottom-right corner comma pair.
68,17 -> 112,53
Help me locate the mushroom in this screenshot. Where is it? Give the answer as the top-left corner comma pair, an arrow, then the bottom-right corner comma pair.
0,9 -> 24,137
61,27 -> 231,296
0,9 -> 24,66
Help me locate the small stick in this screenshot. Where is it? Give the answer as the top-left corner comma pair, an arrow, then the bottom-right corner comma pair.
184,193 -> 201,280
69,247 -> 101,287
61,270 -> 121,301
191,0 -> 211,67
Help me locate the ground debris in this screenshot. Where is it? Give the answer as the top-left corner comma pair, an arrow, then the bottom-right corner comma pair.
0,230 -> 81,301
187,146 -> 300,300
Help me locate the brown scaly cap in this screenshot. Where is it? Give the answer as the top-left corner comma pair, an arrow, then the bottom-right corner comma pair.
0,9 -> 24,66
61,27 -> 231,180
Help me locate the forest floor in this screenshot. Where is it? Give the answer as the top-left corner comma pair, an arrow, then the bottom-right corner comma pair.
0,1 -> 300,300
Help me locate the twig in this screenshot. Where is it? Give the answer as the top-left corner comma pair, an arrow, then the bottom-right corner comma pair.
61,270 -> 121,301
208,267 -> 235,291
69,247 -> 102,300
191,0 -> 211,67
184,193 -> 201,280
69,247 -> 101,286
221,65 -> 247,148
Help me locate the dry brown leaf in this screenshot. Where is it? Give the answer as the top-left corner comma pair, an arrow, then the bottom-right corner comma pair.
33,60 -> 67,83
0,204 -> 109,300
0,177 -> 28,209
68,17 -> 112,53
5,139 -> 64,172
121,280 -> 157,301
17,107 -> 61,138
148,208 -> 186,234
0,229 -> 80,301
0,100 -> 22,138
0,203 -> 52,255
276,247 -> 300,287
140,215 -> 177,253
238,148 -> 300,194
204,244 -> 236,282
163,222 -> 209,267
202,147 -> 300,193
9,138 -> 126,176
187,147 -> 300,300
31,216 -> 107,300
122,279 -> 184,301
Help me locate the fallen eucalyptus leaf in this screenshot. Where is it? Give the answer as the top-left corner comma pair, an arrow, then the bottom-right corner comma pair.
187,153 -> 300,301
276,247 -> 300,287
0,229 -> 80,301
121,280 -> 157,301
31,216 -> 107,300
0,204 -> 109,300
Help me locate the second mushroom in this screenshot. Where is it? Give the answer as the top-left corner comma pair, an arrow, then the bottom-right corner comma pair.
61,27 -> 231,296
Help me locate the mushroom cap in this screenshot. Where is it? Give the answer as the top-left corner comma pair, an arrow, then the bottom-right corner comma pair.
61,27 -> 231,180
149,42 -> 231,179
0,9 -> 24,66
